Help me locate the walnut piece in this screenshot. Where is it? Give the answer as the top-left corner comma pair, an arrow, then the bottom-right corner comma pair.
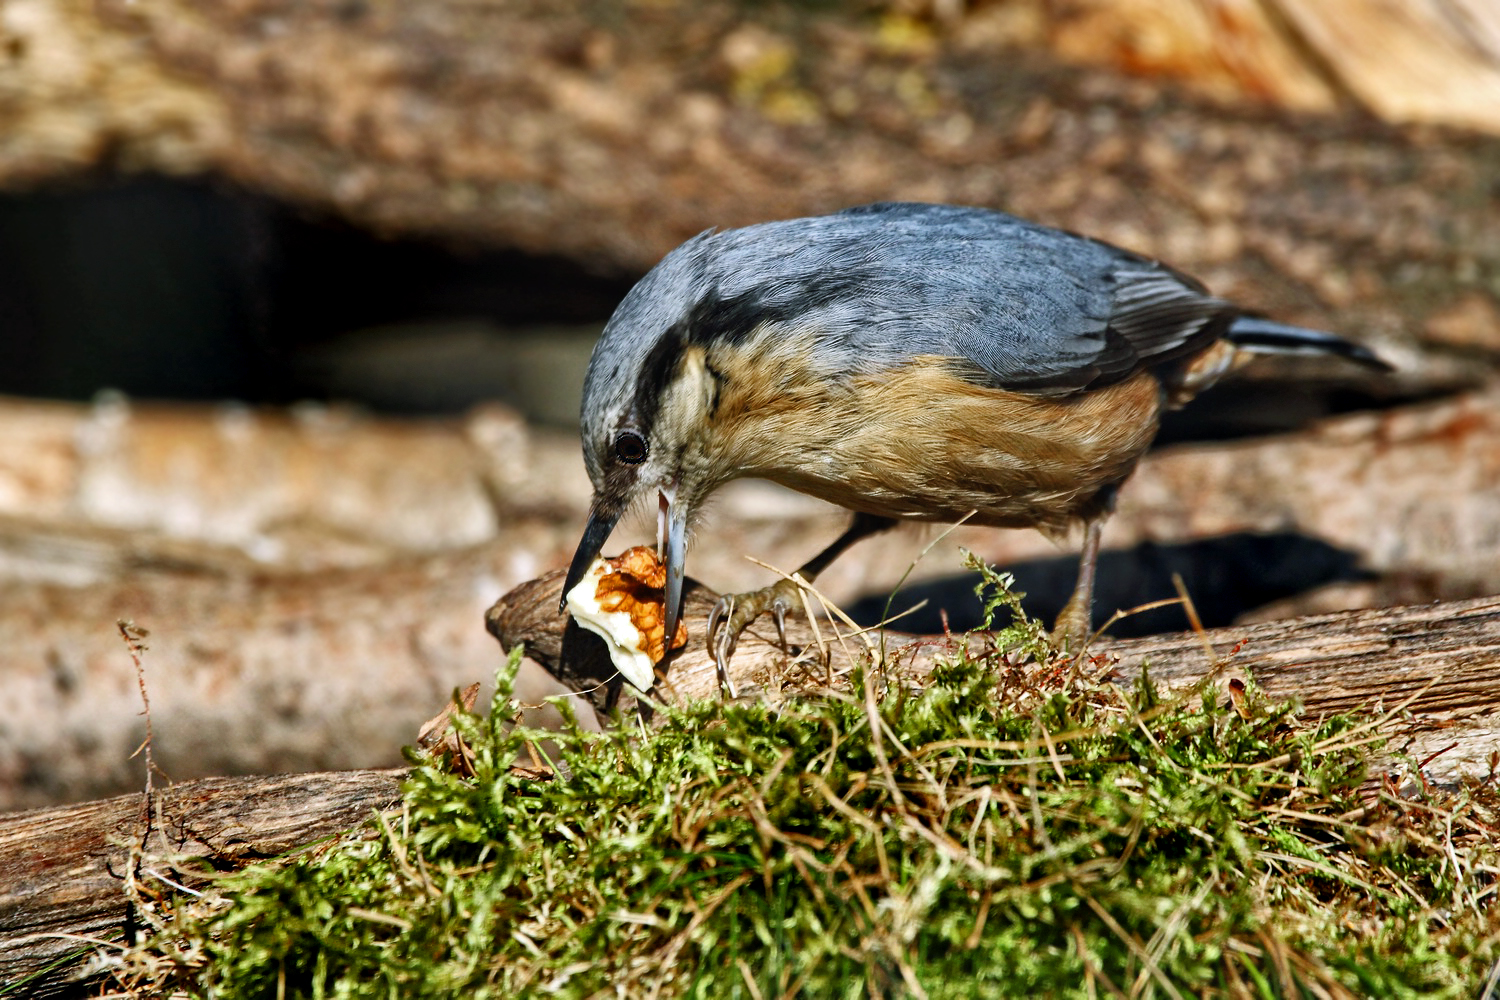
564,545 -> 687,693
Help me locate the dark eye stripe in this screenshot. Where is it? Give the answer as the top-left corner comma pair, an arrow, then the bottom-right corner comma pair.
615,429 -> 648,464
629,329 -> 684,443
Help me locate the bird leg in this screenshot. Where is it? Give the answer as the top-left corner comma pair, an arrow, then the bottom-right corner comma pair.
1051,517 -> 1104,650
707,512 -> 895,693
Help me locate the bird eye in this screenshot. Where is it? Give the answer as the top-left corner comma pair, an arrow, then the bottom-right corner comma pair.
614,430 -> 648,465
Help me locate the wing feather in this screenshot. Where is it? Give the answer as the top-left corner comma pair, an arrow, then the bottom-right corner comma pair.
699,203 -> 1238,397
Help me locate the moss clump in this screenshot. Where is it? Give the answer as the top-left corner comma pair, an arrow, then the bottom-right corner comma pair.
120,609 -> 1498,997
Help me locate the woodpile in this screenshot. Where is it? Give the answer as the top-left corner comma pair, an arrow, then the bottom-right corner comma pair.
1,3 -> 1498,990
0,385 -> 1497,809
0,1 -> 1494,398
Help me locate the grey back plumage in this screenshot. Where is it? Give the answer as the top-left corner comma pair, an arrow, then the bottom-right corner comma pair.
586,202 -> 1236,412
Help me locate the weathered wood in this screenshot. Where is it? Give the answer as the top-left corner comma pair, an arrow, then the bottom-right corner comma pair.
1044,0 -> 1500,133
0,543 -> 542,812
491,570 -> 1500,787
0,768 -> 405,997
0,397 -> 587,578
1,386 -> 1496,593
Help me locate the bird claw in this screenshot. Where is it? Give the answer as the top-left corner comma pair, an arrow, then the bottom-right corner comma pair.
706,596 -> 741,697
707,578 -> 803,697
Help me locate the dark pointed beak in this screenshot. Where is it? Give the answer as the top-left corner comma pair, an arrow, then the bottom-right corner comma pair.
560,501 -> 625,613
661,486 -> 688,648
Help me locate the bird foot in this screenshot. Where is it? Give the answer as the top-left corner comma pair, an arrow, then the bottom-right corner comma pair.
1049,604 -> 1092,653
706,576 -> 805,696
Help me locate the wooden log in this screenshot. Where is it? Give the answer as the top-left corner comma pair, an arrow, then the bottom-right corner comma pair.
0,397 -> 588,578
1,385 -> 1496,596
0,768 -> 405,997
1045,0 -> 1500,133
0,543 -> 536,812
490,570 -> 1500,788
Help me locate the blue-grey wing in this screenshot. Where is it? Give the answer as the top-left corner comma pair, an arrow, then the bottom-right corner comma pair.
847,204 -> 1236,394
1002,260 -> 1236,394
709,203 -> 1237,396
916,255 -> 1234,395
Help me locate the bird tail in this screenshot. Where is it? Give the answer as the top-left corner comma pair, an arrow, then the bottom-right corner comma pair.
1227,317 -> 1392,371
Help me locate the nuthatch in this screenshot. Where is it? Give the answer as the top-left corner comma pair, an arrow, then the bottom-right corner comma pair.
562,202 -> 1388,678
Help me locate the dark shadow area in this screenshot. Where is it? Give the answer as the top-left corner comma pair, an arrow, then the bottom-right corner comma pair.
1155,384 -> 1381,445
845,532 -> 1374,639
0,176 -> 636,412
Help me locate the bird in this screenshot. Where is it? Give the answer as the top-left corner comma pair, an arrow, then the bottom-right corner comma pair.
560,201 -> 1389,683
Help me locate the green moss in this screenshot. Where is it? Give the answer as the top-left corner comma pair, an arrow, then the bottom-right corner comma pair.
121,586 -> 1499,998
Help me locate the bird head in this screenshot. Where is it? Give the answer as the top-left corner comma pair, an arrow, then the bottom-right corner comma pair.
560,232 -> 728,647
558,205 -> 932,646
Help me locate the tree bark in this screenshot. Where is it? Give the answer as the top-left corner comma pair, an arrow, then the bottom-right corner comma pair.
491,573 -> 1500,790
1041,0 -> 1500,134
0,768 -> 405,998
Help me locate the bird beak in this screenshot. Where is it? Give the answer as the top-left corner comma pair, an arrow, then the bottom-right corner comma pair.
560,500 -> 625,613
661,484 -> 688,652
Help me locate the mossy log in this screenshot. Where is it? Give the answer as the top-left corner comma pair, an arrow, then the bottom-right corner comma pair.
6,588 -> 1500,994
490,571 -> 1500,789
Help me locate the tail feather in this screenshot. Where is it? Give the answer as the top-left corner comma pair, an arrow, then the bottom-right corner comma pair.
1227,317 -> 1392,372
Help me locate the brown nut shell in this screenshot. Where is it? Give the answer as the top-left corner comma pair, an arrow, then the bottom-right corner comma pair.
591,545 -> 688,664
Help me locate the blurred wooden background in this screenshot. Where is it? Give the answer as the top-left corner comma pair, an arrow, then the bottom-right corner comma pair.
1,0 -> 1498,808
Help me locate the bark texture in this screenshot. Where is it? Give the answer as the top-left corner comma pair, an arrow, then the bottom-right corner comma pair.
0,768 -> 405,997
1044,0 -> 1500,133
2,387 -> 1498,594
0,542 -> 567,812
491,572 -> 1500,789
